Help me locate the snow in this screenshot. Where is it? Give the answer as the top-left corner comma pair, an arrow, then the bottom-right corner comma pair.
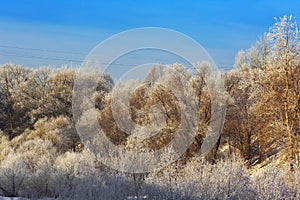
0,197 -> 54,200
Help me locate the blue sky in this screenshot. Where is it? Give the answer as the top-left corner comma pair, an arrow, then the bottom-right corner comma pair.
0,0 -> 299,70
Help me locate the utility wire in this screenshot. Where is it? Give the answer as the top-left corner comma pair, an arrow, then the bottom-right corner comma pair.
0,44 -> 85,55
0,50 -> 84,63
0,46 -> 223,68
0,50 -> 143,67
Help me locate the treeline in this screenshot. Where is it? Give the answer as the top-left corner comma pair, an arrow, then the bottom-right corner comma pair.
0,15 -> 299,199
0,15 -> 298,168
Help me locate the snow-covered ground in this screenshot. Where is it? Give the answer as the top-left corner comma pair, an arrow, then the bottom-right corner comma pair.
0,196 -> 147,200
0,197 -> 54,200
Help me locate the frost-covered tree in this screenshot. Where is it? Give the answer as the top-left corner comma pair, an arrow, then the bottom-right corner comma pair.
235,33 -> 269,69
0,63 -> 31,139
14,67 -> 53,123
28,156 -> 56,198
254,16 -> 300,169
53,150 -> 96,198
223,68 -> 263,163
0,153 -> 30,197
231,16 -> 300,169
266,15 -> 300,169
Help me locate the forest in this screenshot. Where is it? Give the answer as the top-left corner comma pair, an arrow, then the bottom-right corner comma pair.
0,16 -> 299,199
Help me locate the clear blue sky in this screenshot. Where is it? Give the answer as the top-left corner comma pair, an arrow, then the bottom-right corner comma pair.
0,0 -> 299,70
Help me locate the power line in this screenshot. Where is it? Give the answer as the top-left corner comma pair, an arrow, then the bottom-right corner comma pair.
0,44 -> 85,55
0,50 -> 142,67
0,47 -> 222,68
0,51 -> 227,69
0,51 -> 84,63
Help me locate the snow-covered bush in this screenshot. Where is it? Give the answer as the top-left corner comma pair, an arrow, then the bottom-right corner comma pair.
144,156 -> 256,199
0,153 -> 30,197
27,156 -> 56,198
252,165 -> 300,199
